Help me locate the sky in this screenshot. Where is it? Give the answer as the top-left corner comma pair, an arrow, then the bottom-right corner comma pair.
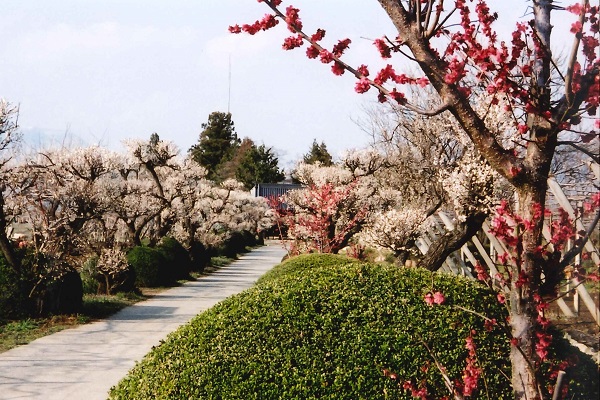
0,1 -> 571,169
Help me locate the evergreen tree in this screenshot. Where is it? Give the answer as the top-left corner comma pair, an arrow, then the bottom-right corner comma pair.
302,139 -> 333,166
189,112 -> 240,182
235,143 -> 284,189
218,137 -> 255,183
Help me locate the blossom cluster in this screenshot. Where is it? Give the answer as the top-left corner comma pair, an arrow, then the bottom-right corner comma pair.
440,153 -> 496,221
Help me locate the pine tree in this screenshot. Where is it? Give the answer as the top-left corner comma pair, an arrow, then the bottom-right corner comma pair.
302,139 -> 333,166
189,112 -> 240,182
235,143 -> 285,189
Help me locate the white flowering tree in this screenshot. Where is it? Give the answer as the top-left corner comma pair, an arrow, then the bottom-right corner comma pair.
0,99 -> 23,273
358,95 -> 515,270
13,146 -> 120,262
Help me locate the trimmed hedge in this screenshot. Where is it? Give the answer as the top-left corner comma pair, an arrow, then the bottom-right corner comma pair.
126,246 -> 169,288
158,237 -> 193,281
110,254 -> 598,399
0,254 -> 33,319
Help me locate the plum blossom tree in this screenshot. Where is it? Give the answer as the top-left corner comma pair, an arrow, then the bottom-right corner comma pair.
232,1 -> 599,398
0,99 -> 22,273
283,157 -> 386,255
360,94 -> 515,269
15,145 -> 121,264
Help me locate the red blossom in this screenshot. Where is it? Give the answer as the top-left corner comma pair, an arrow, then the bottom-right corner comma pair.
319,49 -> 334,64
484,318 -> 498,331
228,24 -> 242,34
332,38 -> 351,57
374,38 -> 392,58
535,331 -> 552,361
311,28 -> 326,42
357,64 -> 369,77
461,334 -> 482,396
282,34 -> 303,50
374,64 -> 397,85
306,45 -> 319,59
331,62 -> 345,76
354,77 -> 371,94
586,273 -> 600,282
566,3 -> 583,15
389,89 -> 406,104
474,262 -> 490,282
285,5 -> 302,32
515,271 -> 529,288
536,314 -> 551,329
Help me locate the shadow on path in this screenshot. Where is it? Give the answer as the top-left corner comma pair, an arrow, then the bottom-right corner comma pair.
0,243 -> 287,400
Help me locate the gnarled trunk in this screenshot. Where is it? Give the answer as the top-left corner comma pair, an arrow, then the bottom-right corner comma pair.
509,186 -> 548,400
420,212 -> 487,272
0,190 -> 20,273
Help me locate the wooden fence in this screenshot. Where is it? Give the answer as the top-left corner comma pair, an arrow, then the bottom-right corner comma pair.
417,176 -> 600,327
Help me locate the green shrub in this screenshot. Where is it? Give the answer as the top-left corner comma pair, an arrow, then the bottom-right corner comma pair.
189,240 -> 209,272
110,254 -> 598,399
126,246 -> 168,287
218,230 -> 258,258
157,237 -> 192,280
0,253 -> 33,319
80,256 -> 100,295
40,268 -> 83,315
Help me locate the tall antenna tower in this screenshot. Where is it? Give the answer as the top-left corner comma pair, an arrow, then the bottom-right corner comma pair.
227,54 -> 232,113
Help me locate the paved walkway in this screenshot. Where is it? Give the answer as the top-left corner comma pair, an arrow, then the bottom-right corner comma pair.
0,242 -> 287,400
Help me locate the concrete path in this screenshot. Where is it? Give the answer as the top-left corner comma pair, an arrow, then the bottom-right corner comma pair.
0,242 -> 287,400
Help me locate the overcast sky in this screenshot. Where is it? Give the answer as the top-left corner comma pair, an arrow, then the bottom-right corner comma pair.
0,1 -> 572,169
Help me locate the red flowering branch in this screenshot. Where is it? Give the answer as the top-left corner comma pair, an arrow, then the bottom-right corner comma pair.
231,0 -> 452,116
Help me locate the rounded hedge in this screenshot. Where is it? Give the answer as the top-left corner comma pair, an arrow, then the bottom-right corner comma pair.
158,237 -> 193,281
126,246 -> 168,287
110,254 -> 598,399
0,253 -> 33,319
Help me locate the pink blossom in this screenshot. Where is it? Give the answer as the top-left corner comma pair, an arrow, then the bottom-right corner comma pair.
566,3 -> 583,15
433,291 -> 446,304
497,293 -> 506,304
319,49 -> 334,64
424,292 -> 435,305
357,64 -> 369,77
354,77 -> 371,94
415,76 -> 429,87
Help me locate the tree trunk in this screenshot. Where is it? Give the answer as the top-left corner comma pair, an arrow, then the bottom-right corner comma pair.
420,212 -> 486,271
0,191 -> 20,273
509,186 -> 547,400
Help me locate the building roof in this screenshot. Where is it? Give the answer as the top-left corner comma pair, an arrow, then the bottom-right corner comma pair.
250,183 -> 304,198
